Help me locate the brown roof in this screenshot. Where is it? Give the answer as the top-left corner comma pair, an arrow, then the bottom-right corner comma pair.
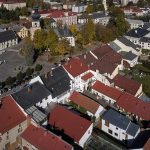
69,91 -> 100,114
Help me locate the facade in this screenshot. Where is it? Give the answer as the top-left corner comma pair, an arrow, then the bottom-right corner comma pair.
0,0 -> 26,10
0,30 -> 18,51
0,96 -> 28,150
72,4 -> 87,13
21,124 -> 73,150
101,109 -> 140,145
48,105 -> 93,147
68,91 -> 105,119
126,19 -> 144,29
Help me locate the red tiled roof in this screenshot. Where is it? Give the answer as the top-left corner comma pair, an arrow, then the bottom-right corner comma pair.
0,96 -> 27,134
117,92 -> 150,121
63,57 -> 89,77
113,74 -> 141,96
48,105 -> 92,142
47,10 -> 76,18
0,0 -> 25,4
39,9 -> 53,15
144,138 -> 150,150
69,91 -> 100,114
21,124 -> 72,150
81,72 -> 93,81
92,81 -> 122,101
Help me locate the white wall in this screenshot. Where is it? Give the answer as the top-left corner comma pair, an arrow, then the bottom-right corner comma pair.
78,123 -> 93,147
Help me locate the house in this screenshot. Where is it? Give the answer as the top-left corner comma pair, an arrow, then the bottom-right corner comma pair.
0,0 -> 26,10
48,105 -> 93,147
30,66 -> 72,104
68,91 -> 105,119
119,51 -> 139,67
123,6 -> 143,16
78,12 -> 110,26
139,37 -> 150,50
21,124 -> 73,150
12,81 -> 52,110
117,92 -> 150,121
72,4 -> 87,13
112,74 -> 142,97
91,80 -> 122,105
0,95 -> 29,150
126,19 -> 144,29
101,109 -> 140,145
63,57 -> 89,92
124,28 -> 150,45
47,11 -> 77,26
11,25 -> 29,39
0,30 -> 18,51
54,26 -> 75,47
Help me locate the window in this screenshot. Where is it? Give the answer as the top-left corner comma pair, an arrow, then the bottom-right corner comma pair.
108,129 -> 112,134
105,120 -> 109,127
115,133 -> 118,136
116,127 -> 118,130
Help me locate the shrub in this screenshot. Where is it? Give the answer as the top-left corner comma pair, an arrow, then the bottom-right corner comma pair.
35,64 -> 42,72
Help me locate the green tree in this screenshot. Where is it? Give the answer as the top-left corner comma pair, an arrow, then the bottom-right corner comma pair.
5,77 -> 15,86
33,29 -> 47,53
45,28 -> 58,53
17,72 -> 25,81
35,64 -> 42,72
86,5 -> 94,13
26,68 -> 34,76
69,24 -> 78,36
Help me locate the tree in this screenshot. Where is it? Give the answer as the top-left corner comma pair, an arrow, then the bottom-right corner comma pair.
35,64 -> 42,72
20,7 -> 29,16
69,24 -> 78,36
5,77 -> 15,86
33,29 -> 47,53
86,5 -> 94,13
17,72 -> 25,81
21,37 -> 35,66
26,68 -> 34,76
45,28 -> 58,53
54,39 -> 71,55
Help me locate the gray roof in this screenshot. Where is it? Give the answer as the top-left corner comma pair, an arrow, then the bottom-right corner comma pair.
118,37 -> 140,49
109,42 -> 121,52
41,66 -> 71,98
11,25 -> 24,32
54,26 -> 72,37
126,122 -> 140,137
102,109 -> 130,130
12,81 -> 51,110
139,37 -> 150,43
125,28 -> 149,38
143,22 -> 150,30
102,109 -> 140,136
121,51 -> 138,61
0,30 -> 18,43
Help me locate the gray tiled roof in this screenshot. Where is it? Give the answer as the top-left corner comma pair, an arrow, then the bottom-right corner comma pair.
109,42 -> 121,52
122,51 -> 138,61
54,26 -> 72,37
41,66 -> 71,98
12,81 -> 51,110
139,37 -> 150,43
0,30 -> 17,43
125,28 -> 149,38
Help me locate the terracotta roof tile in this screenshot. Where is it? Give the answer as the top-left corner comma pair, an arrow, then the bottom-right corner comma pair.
81,72 -> 93,81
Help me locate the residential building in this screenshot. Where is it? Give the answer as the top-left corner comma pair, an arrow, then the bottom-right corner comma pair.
47,11 -> 77,26
54,26 -> 75,47
11,25 -> 29,39
78,12 -> 110,26
21,124 -> 73,150
30,66 -> 72,104
63,57 -> 89,92
72,4 -> 87,13
123,7 -> 143,16
48,105 -> 93,147
0,30 -> 18,51
126,19 -> 144,29
0,0 -> 26,10
112,74 -> 142,97
101,109 -> 140,145
0,96 -> 28,150
68,91 -> 105,119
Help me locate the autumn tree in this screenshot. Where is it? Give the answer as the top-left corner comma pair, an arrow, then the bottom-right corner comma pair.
69,24 -> 78,36
86,5 -> 94,13
33,29 -> 47,53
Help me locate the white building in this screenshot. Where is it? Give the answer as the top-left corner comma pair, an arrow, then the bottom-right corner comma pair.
101,109 -> 140,145
72,4 -> 87,13
126,19 -> 144,29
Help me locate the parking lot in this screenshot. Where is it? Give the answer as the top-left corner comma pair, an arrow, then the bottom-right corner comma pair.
0,50 -> 26,81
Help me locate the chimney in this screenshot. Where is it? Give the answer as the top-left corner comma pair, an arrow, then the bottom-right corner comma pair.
45,72 -> 48,78
0,100 -> 2,108
50,70 -> 53,76
84,55 -> 86,59
27,86 -> 32,93
70,65 -> 72,68
81,63 -> 82,67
